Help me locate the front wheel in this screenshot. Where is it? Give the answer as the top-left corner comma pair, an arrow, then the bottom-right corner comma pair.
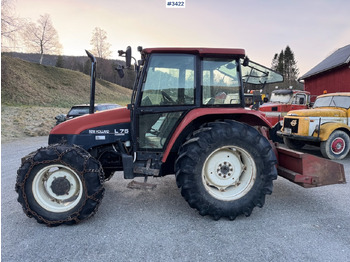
320,130 -> 350,160
16,144 -> 105,226
175,120 -> 277,220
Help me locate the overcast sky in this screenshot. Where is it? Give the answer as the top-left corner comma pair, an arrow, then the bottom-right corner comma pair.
13,0 -> 350,76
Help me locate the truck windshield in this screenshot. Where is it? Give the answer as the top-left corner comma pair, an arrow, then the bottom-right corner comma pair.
313,96 -> 350,109
270,92 -> 293,103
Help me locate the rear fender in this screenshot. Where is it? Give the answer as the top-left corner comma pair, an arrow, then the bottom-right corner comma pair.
162,108 -> 272,162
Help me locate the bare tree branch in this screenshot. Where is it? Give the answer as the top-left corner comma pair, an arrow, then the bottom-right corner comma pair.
1,0 -> 25,51
21,14 -> 62,64
90,27 -> 112,59
90,27 -> 112,79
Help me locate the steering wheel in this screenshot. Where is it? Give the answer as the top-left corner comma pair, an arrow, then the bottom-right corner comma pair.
161,91 -> 175,104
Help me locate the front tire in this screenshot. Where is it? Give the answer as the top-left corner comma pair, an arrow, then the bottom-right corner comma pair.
16,144 -> 105,226
320,130 -> 350,160
175,120 -> 277,220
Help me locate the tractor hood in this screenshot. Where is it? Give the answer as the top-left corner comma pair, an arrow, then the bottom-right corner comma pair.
51,106 -> 130,135
287,107 -> 347,118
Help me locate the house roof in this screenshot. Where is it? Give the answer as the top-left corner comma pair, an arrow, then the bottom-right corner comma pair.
300,44 -> 350,80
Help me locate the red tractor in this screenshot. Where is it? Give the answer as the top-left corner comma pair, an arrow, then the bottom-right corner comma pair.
16,47 -> 345,226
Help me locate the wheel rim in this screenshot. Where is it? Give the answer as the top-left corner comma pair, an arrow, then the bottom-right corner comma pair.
32,164 -> 83,213
202,146 -> 256,201
331,137 -> 345,154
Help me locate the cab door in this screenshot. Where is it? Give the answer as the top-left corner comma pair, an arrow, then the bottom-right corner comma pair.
133,53 -> 197,151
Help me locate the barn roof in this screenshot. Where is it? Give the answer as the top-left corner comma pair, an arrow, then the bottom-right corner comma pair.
300,44 -> 350,80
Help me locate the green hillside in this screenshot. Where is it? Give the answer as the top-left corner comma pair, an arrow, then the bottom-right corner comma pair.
1,55 -> 132,107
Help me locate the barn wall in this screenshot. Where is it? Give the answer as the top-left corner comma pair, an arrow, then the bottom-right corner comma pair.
304,65 -> 350,98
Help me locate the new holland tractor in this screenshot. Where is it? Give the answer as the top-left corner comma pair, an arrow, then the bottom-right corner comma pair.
16,47 -> 346,226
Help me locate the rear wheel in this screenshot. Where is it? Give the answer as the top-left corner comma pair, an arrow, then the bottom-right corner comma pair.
175,120 -> 277,220
320,130 -> 350,160
16,144 -> 105,226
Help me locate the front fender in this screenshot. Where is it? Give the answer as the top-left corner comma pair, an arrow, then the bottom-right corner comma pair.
318,122 -> 350,141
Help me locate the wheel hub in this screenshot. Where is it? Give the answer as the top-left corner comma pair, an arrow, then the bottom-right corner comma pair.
204,148 -> 245,191
202,146 -> 256,201
50,177 -> 71,196
332,138 -> 345,154
32,164 -> 83,213
218,162 -> 233,178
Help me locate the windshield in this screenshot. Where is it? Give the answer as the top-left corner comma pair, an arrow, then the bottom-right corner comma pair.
313,96 -> 350,109
241,60 -> 283,85
68,107 -> 89,116
270,92 -> 293,103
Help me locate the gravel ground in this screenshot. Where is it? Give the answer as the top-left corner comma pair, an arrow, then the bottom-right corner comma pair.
1,136 -> 350,262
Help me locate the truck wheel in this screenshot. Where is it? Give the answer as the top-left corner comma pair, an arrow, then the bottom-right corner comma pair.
175,120 -> 277,220
16,144 -> 105,226
320,130 -> 350,160
283,137 -> 305,150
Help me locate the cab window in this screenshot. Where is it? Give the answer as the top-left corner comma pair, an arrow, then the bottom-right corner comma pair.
140,54 -> 195,106
202,58 -> 241,105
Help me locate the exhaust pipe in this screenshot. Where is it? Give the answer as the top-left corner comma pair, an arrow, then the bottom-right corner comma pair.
85,50 -> 97,114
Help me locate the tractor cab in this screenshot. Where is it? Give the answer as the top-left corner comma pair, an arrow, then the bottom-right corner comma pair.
121,47 -> 283,156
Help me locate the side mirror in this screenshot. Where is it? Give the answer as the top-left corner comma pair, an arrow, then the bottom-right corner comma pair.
243,57 -> 249,67
118,46 -> 132,68
125,46 -> 131,68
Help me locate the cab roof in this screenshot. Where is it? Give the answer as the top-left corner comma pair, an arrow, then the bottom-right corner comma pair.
142,47 -> 246,58
318,92 -> 350,98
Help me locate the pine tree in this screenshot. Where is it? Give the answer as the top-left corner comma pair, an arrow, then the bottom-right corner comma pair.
271,46 -> 299,87
55,55 -> 64,68
271,53 -> 278,70
283,46 -> 299,84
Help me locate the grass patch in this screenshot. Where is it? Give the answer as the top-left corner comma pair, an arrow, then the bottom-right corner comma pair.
1,54 -> 133,142
1,55 -> 132,107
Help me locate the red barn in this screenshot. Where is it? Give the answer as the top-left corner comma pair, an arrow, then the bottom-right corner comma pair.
300,44 -> 350,100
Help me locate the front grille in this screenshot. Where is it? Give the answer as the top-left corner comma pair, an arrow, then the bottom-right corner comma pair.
284,118 -> 299,133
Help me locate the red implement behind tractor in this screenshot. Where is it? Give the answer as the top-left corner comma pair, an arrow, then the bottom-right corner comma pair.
16,47 -> 346,226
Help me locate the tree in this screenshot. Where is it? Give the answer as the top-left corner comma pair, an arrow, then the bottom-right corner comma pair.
271,46 -> 299,87
271,53 -> 278,71
90,27 -> 112,59
90,27 -> 112,79
22,14 -> 62,64
55,55 -> 64,68
1,0 -> 24,51
284,46 -> 299,85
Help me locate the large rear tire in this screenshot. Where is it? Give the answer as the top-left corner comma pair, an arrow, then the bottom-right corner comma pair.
175,120 -> 277,220
16,144 -> 105,226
